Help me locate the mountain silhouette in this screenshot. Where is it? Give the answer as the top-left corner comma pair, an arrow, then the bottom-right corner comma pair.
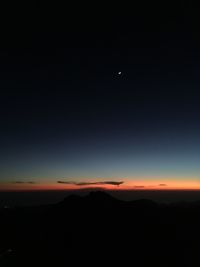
1,191 -> 200,267
58,191 -> 158,210
86,190 -> 118,201
57,190 -> 122,211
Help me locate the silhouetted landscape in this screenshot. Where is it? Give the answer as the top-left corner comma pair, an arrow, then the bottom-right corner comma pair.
1,191 -> 200,266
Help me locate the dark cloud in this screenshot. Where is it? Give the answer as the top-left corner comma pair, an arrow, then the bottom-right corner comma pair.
57,181 -> 124,186
76,181 -> 124,186
57,181 -> 73,184
76,182 -> 96,186
159,184 -> 167,186
100,181 -> 124,186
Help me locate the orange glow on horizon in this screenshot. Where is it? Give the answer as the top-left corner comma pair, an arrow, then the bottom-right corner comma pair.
1,178 -> 200,191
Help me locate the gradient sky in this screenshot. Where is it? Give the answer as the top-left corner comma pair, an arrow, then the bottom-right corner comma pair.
1,7 -> 200,191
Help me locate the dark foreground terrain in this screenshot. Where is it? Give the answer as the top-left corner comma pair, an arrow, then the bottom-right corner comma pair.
1,191 -> 200,266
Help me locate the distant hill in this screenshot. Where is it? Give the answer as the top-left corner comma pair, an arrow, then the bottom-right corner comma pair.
1,191 -> 200,267
57,190 -> 159,210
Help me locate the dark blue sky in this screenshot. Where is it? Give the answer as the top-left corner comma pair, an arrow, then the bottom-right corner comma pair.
0,6 -> 200,189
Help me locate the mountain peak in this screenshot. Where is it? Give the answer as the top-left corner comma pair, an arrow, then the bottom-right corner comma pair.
87,190 -> 115,200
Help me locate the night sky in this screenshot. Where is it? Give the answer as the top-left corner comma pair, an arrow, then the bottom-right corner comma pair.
1,4 -> 200,192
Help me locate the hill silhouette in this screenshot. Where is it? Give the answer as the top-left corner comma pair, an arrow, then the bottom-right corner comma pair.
0,191 -> 200,266
58,190 -> 122,208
